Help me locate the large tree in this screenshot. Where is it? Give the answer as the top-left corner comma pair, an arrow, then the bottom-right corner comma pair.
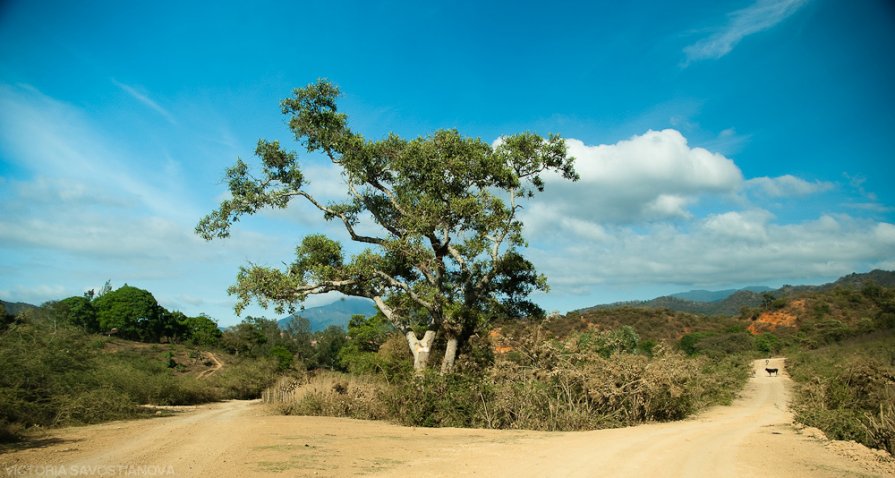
93,284 -> 162,340
197,80 -> 577,372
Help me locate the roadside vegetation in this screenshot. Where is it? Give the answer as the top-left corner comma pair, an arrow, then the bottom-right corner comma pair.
0,284 -> 342,443
261,276 -> 894,456
2,275 -> 893,458
783,283 -> 895,455
267,317 -> 752,431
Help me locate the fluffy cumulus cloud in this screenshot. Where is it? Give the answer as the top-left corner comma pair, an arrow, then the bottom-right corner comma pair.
527,129 -> 743,229
521,130 -> 895,306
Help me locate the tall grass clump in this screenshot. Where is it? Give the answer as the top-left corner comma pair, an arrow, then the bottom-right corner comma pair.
265,372 -> 387,420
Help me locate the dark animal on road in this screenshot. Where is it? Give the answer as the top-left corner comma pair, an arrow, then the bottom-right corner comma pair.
765,368 -> 778,376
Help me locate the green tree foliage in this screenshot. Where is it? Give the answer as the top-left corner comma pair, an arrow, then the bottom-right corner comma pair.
196,79 -> 578,373
269,345 -> 294,371
93,284 -> 163,340
679,330 -> 754,358
53,296 -> 99,332
184,314 -> 222,346
754,333 -> 781,354
312,325 -> 348,371
221,316 -> 280,357
219,315 -> 323,371
679,332 -> 711,356
284,315 -> 316,364
88,284 -> 218,345
339,313 -> 399,374
339,314 -> 397,374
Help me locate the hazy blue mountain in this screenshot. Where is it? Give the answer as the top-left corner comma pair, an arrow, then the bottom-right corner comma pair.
278,296 -> 378,332
669,286 -> 773,303
0,299 -> 38,316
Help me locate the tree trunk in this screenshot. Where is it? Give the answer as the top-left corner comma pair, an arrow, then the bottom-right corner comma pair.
405,330 -> 436,373
440,335 -> 458,373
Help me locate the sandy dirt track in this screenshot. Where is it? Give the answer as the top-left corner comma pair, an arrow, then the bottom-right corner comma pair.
2,358 -> 893,477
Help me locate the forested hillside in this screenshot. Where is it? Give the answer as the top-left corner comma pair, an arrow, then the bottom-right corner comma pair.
578,270 -> 895,317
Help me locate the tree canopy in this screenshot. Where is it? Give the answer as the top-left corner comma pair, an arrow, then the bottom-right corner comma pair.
197,79 -> 577,372
93,284 -> 162,340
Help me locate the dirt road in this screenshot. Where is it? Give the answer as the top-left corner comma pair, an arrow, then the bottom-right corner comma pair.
2,358 -> 892,477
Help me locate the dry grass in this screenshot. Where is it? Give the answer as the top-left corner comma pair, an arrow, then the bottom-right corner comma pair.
263,328 -> 751,432
265,371 -> 387,420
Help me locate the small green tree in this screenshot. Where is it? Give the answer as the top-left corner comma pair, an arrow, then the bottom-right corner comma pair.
283,315 -> 315,365
340,313 -> 396,374
197,79 -> 577,373
184,314 -> 222,346
221,316 -> 272,357
313,325 -> 348,371
53,296 -> 99,332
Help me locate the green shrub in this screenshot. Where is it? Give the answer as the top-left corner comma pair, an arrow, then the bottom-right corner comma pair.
754,333 -> 780,354
383,371 -> 493,428
267,326 -> 751,432
213,357 -> 280,399
269,345 -> 294,371
789,336 -> 895,455
53,387 -> 137,425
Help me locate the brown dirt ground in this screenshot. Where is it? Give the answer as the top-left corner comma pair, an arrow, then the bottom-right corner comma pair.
2,358 -> 893,477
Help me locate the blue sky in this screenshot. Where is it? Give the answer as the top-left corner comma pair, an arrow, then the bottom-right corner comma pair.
1,0 -> 893,325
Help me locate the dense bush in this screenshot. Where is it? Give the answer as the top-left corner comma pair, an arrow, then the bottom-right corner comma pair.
0,310 -> 281,442
265,326 -> 751,432
788,332 -> 895,455
0,319 -> 140,440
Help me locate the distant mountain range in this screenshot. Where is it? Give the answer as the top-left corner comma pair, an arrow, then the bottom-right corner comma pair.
277,296 -> 378,332
5,270 -> 893,326
0,299 -> 38,316
668,286 -> 773,303
576,270 -> 895,316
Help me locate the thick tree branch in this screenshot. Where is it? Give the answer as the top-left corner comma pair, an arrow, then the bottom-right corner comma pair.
373,270 -> 434,311
294,191 -> 385,245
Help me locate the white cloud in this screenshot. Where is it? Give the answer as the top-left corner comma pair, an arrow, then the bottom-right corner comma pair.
703,209 -> 772,242
531,215 -> 895,300
875,222 -> 895,244
0,84 -> 194,221
0,84 -> 299,323
516,129 -> 893,307
683,0 -> 809,63
112,79 -> 178,125
747,174 -> 834,197
527,129 -> 742,228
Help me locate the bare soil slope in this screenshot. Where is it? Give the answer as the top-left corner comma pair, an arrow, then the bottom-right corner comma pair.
3,359 -> 892,477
